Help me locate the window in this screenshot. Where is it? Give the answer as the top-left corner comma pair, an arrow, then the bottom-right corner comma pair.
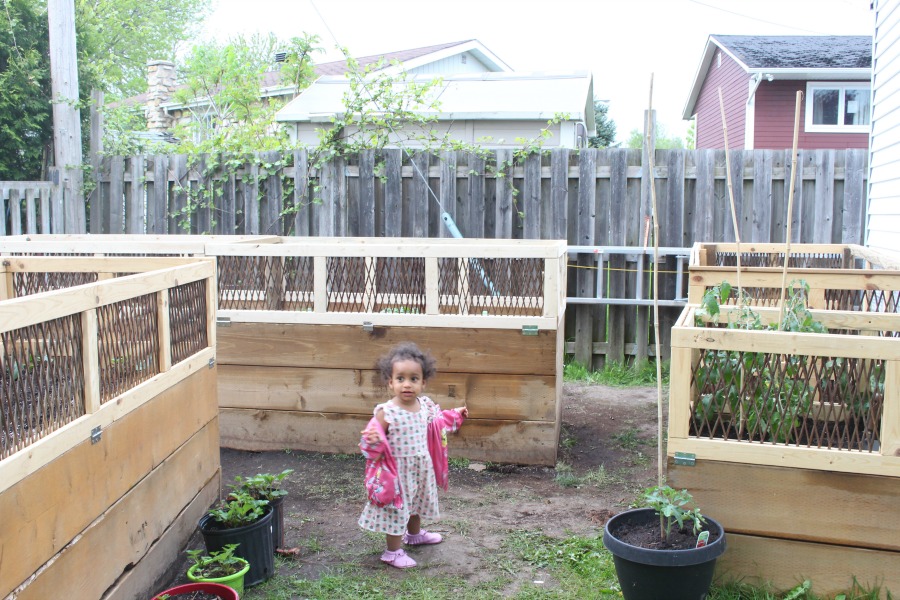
805,82 -> 871,133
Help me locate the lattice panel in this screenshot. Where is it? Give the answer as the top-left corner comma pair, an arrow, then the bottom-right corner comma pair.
438,257 -> 544,316
12,272 -> 98,297
97,294 -> 160,402
714,252 -> 845,269
825,289 -> 900,313
373,257 -> 425,313
690,349 -> 884,451
0,315 -> 85,460
218,255 -> 269,309
283,256 -> 315,311
169,280 -> 208,364
326,257 -> 367,312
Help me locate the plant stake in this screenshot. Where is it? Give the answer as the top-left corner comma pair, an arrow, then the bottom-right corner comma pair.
717,88 -> 743,301
778,91 -> 804,329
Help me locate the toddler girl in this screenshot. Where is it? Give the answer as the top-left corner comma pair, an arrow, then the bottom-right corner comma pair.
358,342 -> 468,568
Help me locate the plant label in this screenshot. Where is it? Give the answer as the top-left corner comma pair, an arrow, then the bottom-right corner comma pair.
696,531 -> 709,548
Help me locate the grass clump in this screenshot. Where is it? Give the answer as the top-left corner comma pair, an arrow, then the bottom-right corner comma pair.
564,359 -> 669,387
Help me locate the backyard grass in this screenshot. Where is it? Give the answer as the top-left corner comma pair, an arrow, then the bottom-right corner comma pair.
564,359 -> 669,387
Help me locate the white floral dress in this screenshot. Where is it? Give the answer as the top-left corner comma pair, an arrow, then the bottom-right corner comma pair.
358,397 -> 441,536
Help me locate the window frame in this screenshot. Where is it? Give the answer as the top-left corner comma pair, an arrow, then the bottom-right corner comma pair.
804,81 -> 871,134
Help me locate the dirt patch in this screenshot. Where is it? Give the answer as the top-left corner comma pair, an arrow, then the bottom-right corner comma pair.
160,383 -> 661,594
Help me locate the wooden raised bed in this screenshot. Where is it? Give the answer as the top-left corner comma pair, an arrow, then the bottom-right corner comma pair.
208,237 -> 568,466
669,244 -> 900,597
0,256 -> 218,600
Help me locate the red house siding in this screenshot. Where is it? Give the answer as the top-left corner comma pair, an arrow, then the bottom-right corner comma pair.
753,81 -> 869,149
695,49 -> 749,149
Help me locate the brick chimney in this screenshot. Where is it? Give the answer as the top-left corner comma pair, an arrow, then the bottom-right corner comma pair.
146,60 -> 176,132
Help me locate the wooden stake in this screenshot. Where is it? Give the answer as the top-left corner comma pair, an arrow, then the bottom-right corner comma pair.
779,91 -> 804,329
718,88 -> 742,301
646,74 -> 664,488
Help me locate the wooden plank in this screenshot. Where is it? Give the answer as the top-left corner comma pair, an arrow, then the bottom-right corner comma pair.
170,154 -> 188,234
157,289 -> 171,372
11,420 -> 220,600
411,151 -> 429,237
882,360 -> 900,457
219,171 -> 236,235
219,409 -> 558,465
127,154 -> 144,234
813,149 -> 836,243
440,150 -> 458,238
217,323 -> 558,375
25,188 -> 36,234
843,148 -> 866,244
716,533 -> 900,599
108,155 -> 125,233
244,160 -> 260,235
358,149 -> 375,237
293,149 -> 310,236
550,148 -> 568,240
148,155 -> 169,234
574,150 -> 597,367
523,152 -> 541,239
469,153 -> 486,238
194,154 -> 211,234
607,150 -> 627,364
10,188 -> 22,234
218,364 -> 557,421
0,367 -> 217,597
262,150 -> 282,236
81,308 -> 101,413
751,150 -> 774,242
384,149 -> 402,237
694,149 -> 715,242
103,472 -> 220,600
668,459 -> 900,550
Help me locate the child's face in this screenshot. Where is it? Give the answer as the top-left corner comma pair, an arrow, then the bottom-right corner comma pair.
387,358 -> 425,403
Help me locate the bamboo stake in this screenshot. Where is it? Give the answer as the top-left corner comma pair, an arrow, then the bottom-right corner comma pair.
778,91 -> 804,329
718,88 -> 742,301
646,75 -> 664,489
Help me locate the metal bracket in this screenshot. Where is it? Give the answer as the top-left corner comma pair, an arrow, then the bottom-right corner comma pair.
521,325 -> 539,336
362,321 -> 374,332
216,316 -> 231,327
674,452 -> 696,466
91,426 -> 102,445
208,357 -> 216,369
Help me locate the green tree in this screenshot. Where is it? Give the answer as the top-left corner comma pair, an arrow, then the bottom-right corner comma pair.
0,0 -> 52,180
76,0 -> 211,98
686,118 -> 696,150
588,98 -> 617,148
625,124 -> 685,150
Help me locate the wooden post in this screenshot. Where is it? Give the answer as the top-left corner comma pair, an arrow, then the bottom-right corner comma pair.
89,89 -> 103,234
48,0 -> 85,233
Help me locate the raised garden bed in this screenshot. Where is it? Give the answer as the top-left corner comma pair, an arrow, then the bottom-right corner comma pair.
0,256 -> 219,600
669,243 -> 900,597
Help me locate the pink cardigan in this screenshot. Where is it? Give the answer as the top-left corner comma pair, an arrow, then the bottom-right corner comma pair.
360,397 -> 465,496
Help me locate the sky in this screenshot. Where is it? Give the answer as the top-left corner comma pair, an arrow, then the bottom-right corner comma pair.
195,0 -> 874,145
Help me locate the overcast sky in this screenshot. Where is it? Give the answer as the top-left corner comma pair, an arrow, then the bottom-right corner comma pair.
197,0 -> 874,144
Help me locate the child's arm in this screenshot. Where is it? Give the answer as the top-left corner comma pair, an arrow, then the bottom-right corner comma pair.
359,410 -> 389,457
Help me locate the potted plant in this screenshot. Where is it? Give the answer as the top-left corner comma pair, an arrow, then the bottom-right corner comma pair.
233,469 -> 294,551
603,486 -> 726,600
185,543 -> 250,596
199,490 -> 274,587
152,582 -> 239,599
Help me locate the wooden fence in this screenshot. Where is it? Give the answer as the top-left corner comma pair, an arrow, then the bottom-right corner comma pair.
1,147 -> 868,366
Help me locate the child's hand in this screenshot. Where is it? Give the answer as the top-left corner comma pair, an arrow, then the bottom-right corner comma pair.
361,427 -> 382,445
454,406 -> 468,418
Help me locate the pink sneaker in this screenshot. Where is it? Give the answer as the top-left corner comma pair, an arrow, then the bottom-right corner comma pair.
403,530 -> 443,545
381,548 -> 416,568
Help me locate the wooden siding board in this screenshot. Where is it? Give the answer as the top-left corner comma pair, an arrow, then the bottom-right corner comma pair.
695,49 -> 749,149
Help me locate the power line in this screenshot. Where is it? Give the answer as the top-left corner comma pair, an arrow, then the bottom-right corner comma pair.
686,0 -> 833,35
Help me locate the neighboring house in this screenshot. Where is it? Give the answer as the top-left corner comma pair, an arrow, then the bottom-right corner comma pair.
683,35 -> 872,149
273,71 -> 596,149
131,40 -> 512,136
867,0 -> 900,260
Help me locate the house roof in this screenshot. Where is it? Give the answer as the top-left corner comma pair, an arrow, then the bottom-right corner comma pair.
273,71 -> 595,133
682,35 -> 873,119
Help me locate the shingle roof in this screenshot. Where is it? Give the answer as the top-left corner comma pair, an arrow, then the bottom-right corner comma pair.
712,35 -> 872,70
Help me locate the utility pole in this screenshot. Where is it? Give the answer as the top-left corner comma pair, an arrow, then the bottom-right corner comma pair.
48,0 -> 86,233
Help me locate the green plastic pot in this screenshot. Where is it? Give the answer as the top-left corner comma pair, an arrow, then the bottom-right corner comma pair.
186,558 -> 250,597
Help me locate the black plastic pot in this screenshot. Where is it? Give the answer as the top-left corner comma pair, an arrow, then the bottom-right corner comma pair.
270,496 -> 285,550
199,506 -> 275,587
603,508 -> 727,600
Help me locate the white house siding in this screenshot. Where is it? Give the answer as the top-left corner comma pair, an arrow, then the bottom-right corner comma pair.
409,52 -> 492,75
868,0 -> 900,258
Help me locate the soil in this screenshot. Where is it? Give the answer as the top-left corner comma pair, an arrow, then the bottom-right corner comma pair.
609,517 -> 721,551
159,382 -> 661,595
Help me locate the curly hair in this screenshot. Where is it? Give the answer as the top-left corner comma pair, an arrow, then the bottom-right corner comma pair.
375,342 -> 437,382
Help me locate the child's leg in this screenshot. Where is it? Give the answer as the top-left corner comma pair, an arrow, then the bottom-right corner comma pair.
386,533 -> 403,551
406,515 -> 421,535
382,533 -> 416,568
403,514 -> 442,545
